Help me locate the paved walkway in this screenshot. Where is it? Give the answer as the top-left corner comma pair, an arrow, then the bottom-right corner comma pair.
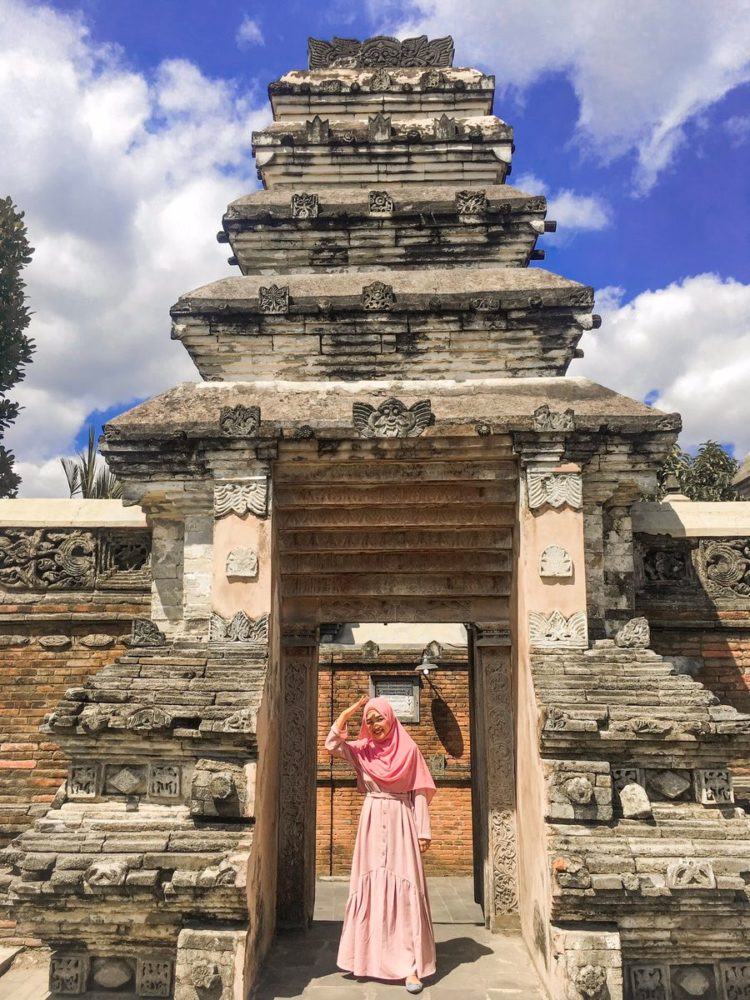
252,878 -> 544,1000
0,880 -> 544,1000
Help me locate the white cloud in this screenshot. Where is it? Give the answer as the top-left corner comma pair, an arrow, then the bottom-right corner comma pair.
371,0 -> 750,191
236,15 -> 264,48
570,274 -> 750,459
515,173 -> 610,233
0,0 -> 268,497
723,114 -> 750,146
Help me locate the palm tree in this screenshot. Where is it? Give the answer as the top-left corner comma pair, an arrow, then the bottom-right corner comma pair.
61,426 -> 122,499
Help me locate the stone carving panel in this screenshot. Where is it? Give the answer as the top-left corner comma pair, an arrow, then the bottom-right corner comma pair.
85,858 -> 128,888
305,115 -> 329,142
615,616 -> 650,648
646,769 -> 691,801
636,539 -> 694,593
226,547 -> 259,579
50,954 -> 88,995
630,965 -> 669,1000
106,764 -> 147,796
533,403 -> 574,432
539,545 -> 573,578
130,618 -> 166,647
612,766 -> 645,793
353,398 -> 432,438
526,470 -> 583,510
671,966 -> 717,1000
369,68 -> 392,90
0,528 -> 95,590
214,478 -> 268,519
290,193 -> 319,218
258,283 -> 289,314
136,958 -> 173,998
529,610 -> 588,648
722,963 -> 750,1000
694,768 -> 734,805
361,280 -> 395,310
219,404 -> 260,437
148,764 -> 181,798
369,112 -> 392,141
91,959 -> 134,990
67,763 -> 99,799
666,859 -> 716,889
434,113 -> 457,139
190,759 -> 247,818
574,965 -> 608,999
210,610 -> 269,642
308,35 -> 455,69
455,189 -> 488,216
697,539 -> 750,602
368,190 -> 394,215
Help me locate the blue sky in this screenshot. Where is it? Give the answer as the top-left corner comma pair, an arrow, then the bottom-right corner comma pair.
1,0 -> 749,493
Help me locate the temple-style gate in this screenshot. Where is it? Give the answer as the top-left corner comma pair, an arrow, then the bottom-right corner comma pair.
5,31 -> 750,1000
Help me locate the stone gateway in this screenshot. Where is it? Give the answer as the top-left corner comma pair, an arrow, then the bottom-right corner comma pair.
3,32 -> 750,1000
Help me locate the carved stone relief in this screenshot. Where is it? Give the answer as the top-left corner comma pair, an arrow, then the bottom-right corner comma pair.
539,545 -> 573,578
190,759 -> 247,818
0,528 -> 95,590
526,470 -> 583,510
612,766 -> 645,793
353,398 -> 432,438
455,189 -> 488,216
130,618 -> 166,647
290,193 -> 319,218
694,768 -> 734,805
529,610 -> 588,648
647,769 -> 691,800
421,69 -> 447,89
67,764 -> 99,799
574,965 -> 608,1000
723,963 -> 750,1000
305,115 -> 329,142
434,113 -> 457,139
630,965 -> 669,1000
85,858 -> 128,887
368,68 -> 392,90
136,958 -> 173,998
697,539 -> 750,601
91,959 -> 134,990
258,283 -> 289,314
219,404 -> 260,437
308,35 -> 455,70
50,954 -> 88,995
106,765 -> 146,796
362,280 -> 395,310
368,190 -> 394,215
226,547 -> 259,579
533,403 -> 574,432
214,478 -> 268,519
615,616 -> 650,648
666,859 -> 716,889
148,764 -> 181,798
210,610 -> 269,642
369,112 -> 392,141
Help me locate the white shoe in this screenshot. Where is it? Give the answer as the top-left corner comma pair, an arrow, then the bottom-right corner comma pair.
405,978 -> 423,994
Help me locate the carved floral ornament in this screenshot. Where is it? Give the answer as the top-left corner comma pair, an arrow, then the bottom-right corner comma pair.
290,193 -> 319,218
308,35 -> 455,70
529,610 -> 588,648
219,404 -> 260,437
353,398 -> 433,438
362,280 -> 395,310
368,190 -> 394,215
539,545 -> 573,578
455,189 -> 488,217
210,610 -> 269,643
526,469 -> 583,511
258,283 -> 289,314
533,404 -> 575,432
0,527 -> 150,592
214,478 -> 269,520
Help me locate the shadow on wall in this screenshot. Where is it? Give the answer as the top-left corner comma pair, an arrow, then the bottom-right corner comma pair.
431,695 -> 464,758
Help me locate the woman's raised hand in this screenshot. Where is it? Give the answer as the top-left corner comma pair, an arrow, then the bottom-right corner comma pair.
344,695 -> 368,720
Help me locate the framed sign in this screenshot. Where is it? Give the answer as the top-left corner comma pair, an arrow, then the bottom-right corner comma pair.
370,675 -> 420,723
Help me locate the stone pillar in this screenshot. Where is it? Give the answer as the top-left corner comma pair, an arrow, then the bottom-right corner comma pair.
149,517 -> 184,634
277,623 -> 319,927
470,622 -> 518,927
182,509 -> 214,635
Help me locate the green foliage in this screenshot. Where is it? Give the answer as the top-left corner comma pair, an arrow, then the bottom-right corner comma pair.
61,426 -> 123,500
651,440 -> 740,501
0,196 -> 35,497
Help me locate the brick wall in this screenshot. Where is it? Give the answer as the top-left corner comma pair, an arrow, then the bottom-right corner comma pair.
0,615 -> 145,847
316,648 -> 474,876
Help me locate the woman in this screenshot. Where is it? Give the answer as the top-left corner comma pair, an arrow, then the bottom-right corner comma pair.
324,694 -> 437,994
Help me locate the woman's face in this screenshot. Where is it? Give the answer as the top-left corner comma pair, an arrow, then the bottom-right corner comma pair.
365,709 -> 391,742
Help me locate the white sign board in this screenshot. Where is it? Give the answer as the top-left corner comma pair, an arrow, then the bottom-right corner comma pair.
372,677 -> 419,723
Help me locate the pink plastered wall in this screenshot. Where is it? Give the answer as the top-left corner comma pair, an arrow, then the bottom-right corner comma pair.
211,512 -> 272,619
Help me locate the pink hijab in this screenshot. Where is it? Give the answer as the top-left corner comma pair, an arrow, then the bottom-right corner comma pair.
347,697 -> 436,803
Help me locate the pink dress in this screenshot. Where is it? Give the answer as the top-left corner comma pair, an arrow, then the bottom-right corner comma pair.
325,724 -> 437,981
